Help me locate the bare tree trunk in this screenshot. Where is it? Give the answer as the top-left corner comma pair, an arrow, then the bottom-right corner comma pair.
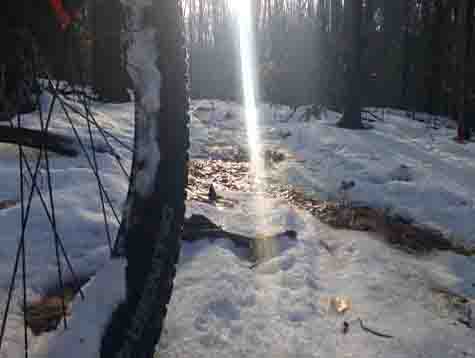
400,0 -> 411,109
424,0 -> 446,115
455,0 -> 469,141
338,0 -> 364,129
92,0 -> 130,102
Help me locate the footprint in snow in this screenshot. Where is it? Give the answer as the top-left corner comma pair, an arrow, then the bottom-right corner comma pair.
388,164 -> 413,182
193,298 -> 242,333
206,298 -> 241,321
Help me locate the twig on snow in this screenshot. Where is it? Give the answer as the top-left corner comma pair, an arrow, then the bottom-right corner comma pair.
362,109 -> 384,122
358,318 -> 394,339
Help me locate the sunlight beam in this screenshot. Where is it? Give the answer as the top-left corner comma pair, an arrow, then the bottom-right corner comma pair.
232,0 -> 264,182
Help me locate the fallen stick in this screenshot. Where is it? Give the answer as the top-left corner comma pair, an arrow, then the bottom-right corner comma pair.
183,214 -> 252,248
430,286 -> 472,303
362,109 -> 384,122
183,214 -> 298,263
0,126 -> 78,157
358,318 -> 394,339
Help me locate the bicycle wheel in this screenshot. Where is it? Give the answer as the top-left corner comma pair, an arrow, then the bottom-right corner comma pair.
0,1 -> 189,357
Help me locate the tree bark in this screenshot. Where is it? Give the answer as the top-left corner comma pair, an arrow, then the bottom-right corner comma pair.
338,0 -> 364,129
92,0 -> 130,102
0,126 -> 78,157
455,0 -> 470,141
424,0 -> 446,115
400,0 -> 411,109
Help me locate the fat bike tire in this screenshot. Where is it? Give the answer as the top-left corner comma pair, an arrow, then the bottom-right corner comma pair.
100,1 -> 190,357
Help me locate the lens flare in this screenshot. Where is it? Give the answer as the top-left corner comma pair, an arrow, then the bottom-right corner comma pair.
233,0 -> 264,182
232,4 -> 281,341
232,0 -> 278,248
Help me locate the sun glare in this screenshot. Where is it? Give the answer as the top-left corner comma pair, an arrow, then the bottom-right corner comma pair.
231,0 -> 276,242
232,0 -> 263,182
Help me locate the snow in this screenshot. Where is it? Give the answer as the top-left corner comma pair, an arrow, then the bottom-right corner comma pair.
41,192 -> 470,358
155,196 -> 475,358
113,0 -> 162,253
1,98 -> 475,358
132,113 -> 160,198
191,101 -> 475,249
0,100 -> 133,358
122,0 -> 161,198
122,0 -> 161,115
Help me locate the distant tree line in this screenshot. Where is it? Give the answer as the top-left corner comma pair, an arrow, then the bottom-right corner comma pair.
2,1 -> 475,135
185,0 -> 475,135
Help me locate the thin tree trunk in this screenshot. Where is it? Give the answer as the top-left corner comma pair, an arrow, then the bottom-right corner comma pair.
338,0 -> 364,129
455,0 -> 469,141
424,0 -> 446,115
400,0 -> 411,109
92,0 -> 130,102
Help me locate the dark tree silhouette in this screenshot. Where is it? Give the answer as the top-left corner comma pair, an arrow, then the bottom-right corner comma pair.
455,0 -> 470,141
1,0 -> 85,119
91,0 -> 130,102
338,0 -> 364,129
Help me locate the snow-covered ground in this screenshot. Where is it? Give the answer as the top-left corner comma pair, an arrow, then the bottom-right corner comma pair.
160,195 -> 475,358
38,196 -> 475,358
1,99 -> 474,357
0,98 -> 134,357
192,100 -> 475,249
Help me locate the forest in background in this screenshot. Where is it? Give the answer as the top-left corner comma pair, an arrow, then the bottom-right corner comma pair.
183,0 -> 475,117
3,0 -> 475,121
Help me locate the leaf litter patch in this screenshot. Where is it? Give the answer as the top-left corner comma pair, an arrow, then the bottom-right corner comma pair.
188,159 -> 474,256
24,276 -> 91,335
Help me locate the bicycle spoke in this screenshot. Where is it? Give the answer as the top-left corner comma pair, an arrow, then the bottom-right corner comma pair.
85,102 -> 114,254
0,16 -> 140,357
58,96 -> 132,176
21,152 -> 85,300
37,94 -> 68,330
47,78 -> 122,227
18,111 -> 29,358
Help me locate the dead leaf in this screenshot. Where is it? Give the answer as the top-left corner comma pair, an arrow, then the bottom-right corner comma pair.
332,296 -> 351,314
